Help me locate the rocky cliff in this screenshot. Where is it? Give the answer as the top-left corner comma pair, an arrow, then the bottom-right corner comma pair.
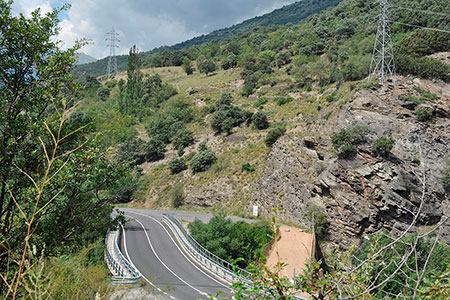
251,76 -> 450,246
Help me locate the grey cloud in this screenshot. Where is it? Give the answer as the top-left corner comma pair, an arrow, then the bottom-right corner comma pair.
59,0 -> 298,58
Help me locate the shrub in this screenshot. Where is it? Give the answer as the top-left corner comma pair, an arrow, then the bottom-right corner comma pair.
252,112 -> 269,130
168,157 -> 187,174
372,136 -> 395,156
332,125 -> 370,158
415,107 -> 433,122
242,163 -> 256,173
254,97 -> 269,109
189,89 -> 198,95
276,96 -> 293,106
197,58 -> 216,75
97,86 -> 110,100
265,126 -> 286,147
143,138 -> 166,162
326,92 -> 338,103
190,143 -> 217,173
442,159 -> 450,189
170,184 -> 184,208
305,206 -> 328,237
171,128 -> 194,151
210,94 -> 250,134
188,213 -> 272,268
116,138 -> 147,166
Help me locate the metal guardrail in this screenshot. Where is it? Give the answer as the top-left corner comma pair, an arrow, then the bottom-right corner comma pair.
105,226 -> 141,285
162,214 -> 308,300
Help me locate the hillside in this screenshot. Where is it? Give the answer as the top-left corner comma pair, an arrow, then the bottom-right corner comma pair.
73,0 -> 342,78
77,0 -> 450,248
167,0 -> 343,50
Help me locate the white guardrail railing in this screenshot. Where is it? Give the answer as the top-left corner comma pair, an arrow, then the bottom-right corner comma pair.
105,226 -> 141,285
162,213 -> 308,300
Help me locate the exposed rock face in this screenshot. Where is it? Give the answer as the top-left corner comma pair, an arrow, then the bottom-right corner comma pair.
251,77 -> 450,247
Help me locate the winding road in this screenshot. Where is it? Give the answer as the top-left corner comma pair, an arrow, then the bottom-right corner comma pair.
118,208 -> 244,300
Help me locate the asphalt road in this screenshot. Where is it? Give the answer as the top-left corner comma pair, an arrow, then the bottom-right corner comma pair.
117,208 -> 237,300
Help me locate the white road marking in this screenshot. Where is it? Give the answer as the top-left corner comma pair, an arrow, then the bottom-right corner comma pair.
123,214 -> 213,298
120,223 -> 170,296
125,210 -> 231,291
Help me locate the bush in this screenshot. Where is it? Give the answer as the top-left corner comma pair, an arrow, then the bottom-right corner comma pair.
442,159 -> 450,189
253,97 -> 269,109
116,138 -> 147,167
143,138 -> 166,162
265,126 -> 286,147
97,86 -> 110,100
332,125 -> 370,158
276,96 -> 293,106
190,143 -> 217,173
171,128 -> 195,151
188,213 -> 272,268
170,184 -> 185,208
305,206 -> 328,237
197,58 -> 216,75
372,136 -> 395,156
210,94 -> 250,134
252,112 -> 269,130
242,163 -> 256,173
169,157 -> 187,174
415,107 -> 433,122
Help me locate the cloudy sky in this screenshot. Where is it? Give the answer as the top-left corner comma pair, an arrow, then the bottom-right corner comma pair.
12,0 -> 298,59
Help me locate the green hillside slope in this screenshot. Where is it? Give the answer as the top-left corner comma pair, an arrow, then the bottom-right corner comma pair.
74,0 -> 342,78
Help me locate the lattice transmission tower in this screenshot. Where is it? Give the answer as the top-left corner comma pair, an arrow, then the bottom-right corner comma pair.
106,27 -> 120,78
369,0 -> 395,84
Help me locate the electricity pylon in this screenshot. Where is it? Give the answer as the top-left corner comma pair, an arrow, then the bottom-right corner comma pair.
106,27 -> 119,78
369,0 -> 395,84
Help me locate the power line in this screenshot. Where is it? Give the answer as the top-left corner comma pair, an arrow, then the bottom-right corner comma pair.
106,27 -> 120,79
394,22 -> 450,33
392,6 -> 450,18
369,0 -> 395,84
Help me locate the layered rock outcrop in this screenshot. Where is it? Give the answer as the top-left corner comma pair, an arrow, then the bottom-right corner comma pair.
251,77 -> 450,246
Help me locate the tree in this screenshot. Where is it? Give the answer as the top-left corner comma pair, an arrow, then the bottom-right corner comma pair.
252,112 -> 269,130
182,57 -> 194,75
190,143 -> 217,173
0,5 -> 124,297
265,126 -> 286,147
169,157 -> 187,174
125,45 -> 143,113
197,58 -> 216,75
372,136 -> 395,157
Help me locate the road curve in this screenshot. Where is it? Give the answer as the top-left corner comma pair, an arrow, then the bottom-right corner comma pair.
118,208 -> 235,300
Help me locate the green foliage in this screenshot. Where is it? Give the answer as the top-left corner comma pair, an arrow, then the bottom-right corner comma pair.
143,137 -> 166,162
170,183 -> 185,208
356,232 -> 450,298
415,107 -> 434,122
372,136 -> 395,157
254,97 -> 269,109
182,57 -> 194,75
197,57 -> 217,75
326,92 -> 338,103
97,86 -> 110,101
116,137 -> 147,167
276,96 -> 294,106
190,143 -> 217,173
242,163 -> 256,173
20,242 -> 113,300
442,158 -> 450,189
399,94 -> 425,105
305,206 -> 328,237
251,111 -> 269,130
171,128 -> 195,151
211,94 -> 250,134
169,157 -> 187,174
265,126 -> 286,147
331,125 -> 370,158
188,213 -> 272,268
